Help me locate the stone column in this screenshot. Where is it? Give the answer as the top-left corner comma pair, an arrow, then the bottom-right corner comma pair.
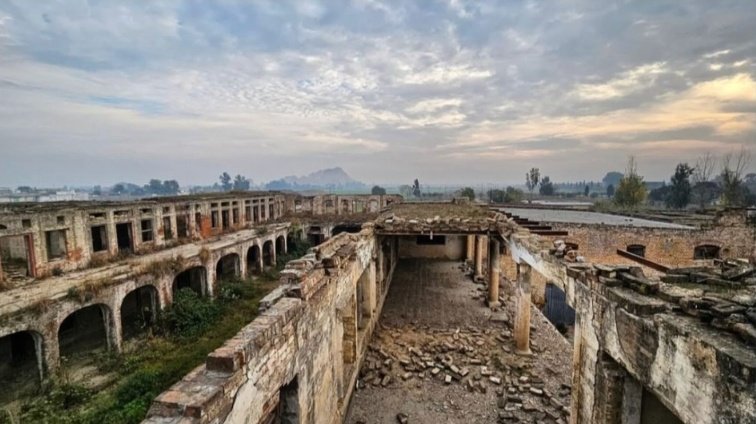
466,235 -> 475,263
531,271 -> 547,308
474,235 -> 485,279
514,262 -> 532,354
488,238 -> 501,307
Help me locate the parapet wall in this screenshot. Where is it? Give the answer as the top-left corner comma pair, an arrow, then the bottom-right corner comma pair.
145,226 -> 399,424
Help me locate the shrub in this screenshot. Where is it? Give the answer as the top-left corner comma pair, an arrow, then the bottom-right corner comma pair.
160,288 -> 220,338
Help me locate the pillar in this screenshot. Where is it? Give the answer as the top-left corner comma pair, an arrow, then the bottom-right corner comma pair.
488,238 -> 501,307
367,259 -> 377,316
466,235 -> 475,263
474,235 -> 485,279
514,262 -> 531,354
531,271 -> 547,308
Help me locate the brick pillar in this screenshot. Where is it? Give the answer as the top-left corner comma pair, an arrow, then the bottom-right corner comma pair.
474,235 -> 485,279
466,235 -> 475,263
514,263 -> 532,354
488,238 -> 501,307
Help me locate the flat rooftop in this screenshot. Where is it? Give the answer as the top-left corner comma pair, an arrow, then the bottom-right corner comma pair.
500,207 -> 694,229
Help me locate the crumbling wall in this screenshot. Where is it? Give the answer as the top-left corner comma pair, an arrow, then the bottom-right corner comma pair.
145,228 -> 394,424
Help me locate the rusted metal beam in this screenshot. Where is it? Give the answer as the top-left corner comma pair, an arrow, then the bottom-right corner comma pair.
616,249 -> 670,273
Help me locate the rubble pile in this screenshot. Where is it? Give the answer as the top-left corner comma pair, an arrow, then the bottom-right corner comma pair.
566,261 -> 756,346
550,240 -> 584,263
356,326 -> 571,423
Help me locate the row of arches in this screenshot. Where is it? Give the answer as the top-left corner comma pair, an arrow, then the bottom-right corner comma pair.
0,234 -> 290,401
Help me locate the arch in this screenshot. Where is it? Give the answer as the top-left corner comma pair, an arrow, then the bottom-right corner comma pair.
276,235 -> 286,256
58,304 -> 113,359
247,245 -> 261,276
173,266 -> 207,297
263,240 -> 275,266
694,244 -> 721,260
216,253 -> 241,282
0,330 -> 44,402
626,244 -> 646,257
120,285 -> 159,341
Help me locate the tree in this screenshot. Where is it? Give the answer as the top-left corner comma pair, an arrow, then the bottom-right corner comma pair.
649,185 -> 671,203
488,189 -> 504,203
606,184 -> 615,198
163,180 -> 180,195
539,176 -> 555,196
459,187 -> 475,200
691,152 -> 717,210
720,147 -> 752,207
92,185 -> 102,196
504,186 -> 524,203
219,172 -> 232,191
614,157 -> 646,208
525,168 -> 540,201
112,183 -> 126,195
412,179 -> 421,197
666,163 -> 694,209
602,172 -> 623,188
233,175 -> 250,191
147,179 -> 163,194
17,186 -> 33,193
584,185 -> 590,197
371,185 -> 387,195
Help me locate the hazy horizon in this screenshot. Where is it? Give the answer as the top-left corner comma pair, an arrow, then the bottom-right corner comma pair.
1,1 -> 755,187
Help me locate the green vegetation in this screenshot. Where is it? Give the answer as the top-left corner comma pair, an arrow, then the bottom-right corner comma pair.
613,157 -> 646,209
458,187 -> 475,201
7,267 -> 290,423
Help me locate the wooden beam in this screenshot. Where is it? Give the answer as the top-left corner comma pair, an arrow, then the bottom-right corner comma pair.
616,249 -> 670,273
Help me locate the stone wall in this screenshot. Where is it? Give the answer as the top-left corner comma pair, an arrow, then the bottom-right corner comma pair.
540,209 -> 755,270
145,226 -> 398,424
397,235 -> 466,259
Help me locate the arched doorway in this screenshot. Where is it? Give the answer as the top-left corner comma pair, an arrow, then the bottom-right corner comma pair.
216,253 -> 240,282
276,236 -> 286,256
58,304 -> 112,359
0,330 -> 43,402
173,266 -> 207,297
247,245 -> 261,276
120,285 -> 159,340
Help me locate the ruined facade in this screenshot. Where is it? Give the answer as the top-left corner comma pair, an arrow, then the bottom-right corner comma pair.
1,197 -> 754,424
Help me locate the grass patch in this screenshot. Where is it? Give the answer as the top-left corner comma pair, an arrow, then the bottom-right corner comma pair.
11,275 -> 280,424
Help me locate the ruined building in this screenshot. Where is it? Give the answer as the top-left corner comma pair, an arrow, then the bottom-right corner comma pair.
0,195 -> 754,423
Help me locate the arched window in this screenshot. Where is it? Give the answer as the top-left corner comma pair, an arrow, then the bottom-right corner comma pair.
694,245 -> 720,260
627,244 -> 646,257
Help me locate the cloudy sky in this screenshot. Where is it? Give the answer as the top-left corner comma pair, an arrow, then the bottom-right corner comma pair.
1,1 -> 754,187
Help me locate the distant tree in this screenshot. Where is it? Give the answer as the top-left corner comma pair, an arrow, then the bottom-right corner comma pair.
146,179 -> 163,195
371,185 -> 387,195
398,185 -> 412,198
606,184 -> 615,198
112,183 -> 126,195
219,172 -> 232,191
602,172 -> 624,188
614,157 -> 646,208
233,175 -> 251,191
691,152 -> 717,210
649,185 -> 671,203
584,185 -> 589,197
163,180 -> 180,195
16,186 -> 33,193
525,168 -> 540,201
504,186 -> 524,203
412,179 -> 421,197
539,176 -> 555,196
459,187 -> 475,200
92,185 -> 102,196
720,147 -> 752,207
666,163 -> 694,209
488,189 -> 505,203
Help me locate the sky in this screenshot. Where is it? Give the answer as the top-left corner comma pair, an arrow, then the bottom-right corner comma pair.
0,0 -> 755,187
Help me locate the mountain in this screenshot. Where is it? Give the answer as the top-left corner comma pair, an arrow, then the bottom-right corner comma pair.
266,167 -> 366,191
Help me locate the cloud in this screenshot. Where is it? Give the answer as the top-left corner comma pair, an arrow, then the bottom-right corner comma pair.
0,0 -> 754,186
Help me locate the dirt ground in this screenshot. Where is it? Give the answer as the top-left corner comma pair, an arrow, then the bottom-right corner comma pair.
346,259 -> 572,424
